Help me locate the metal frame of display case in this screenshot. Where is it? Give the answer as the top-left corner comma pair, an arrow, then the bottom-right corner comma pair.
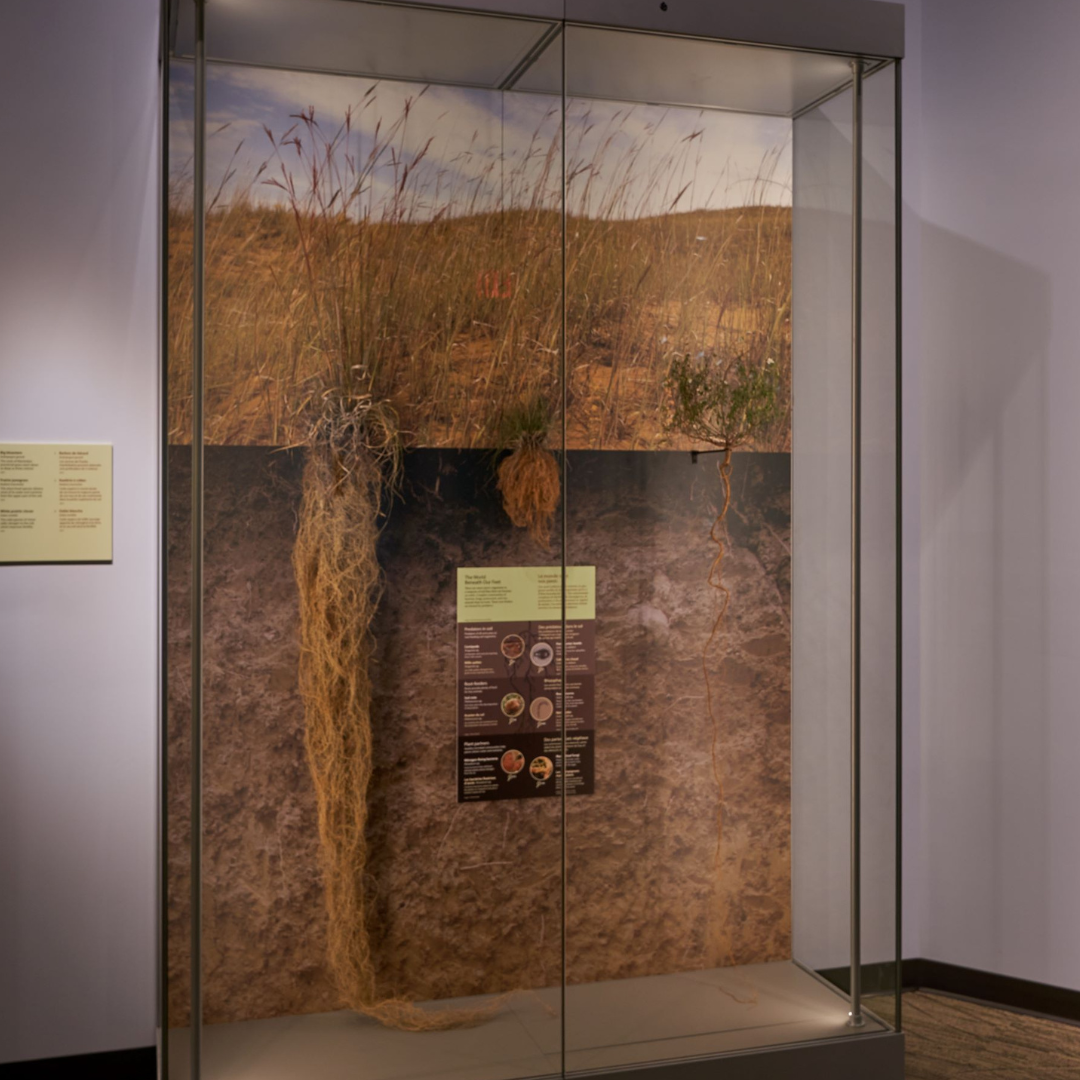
159,1 -> 905,1076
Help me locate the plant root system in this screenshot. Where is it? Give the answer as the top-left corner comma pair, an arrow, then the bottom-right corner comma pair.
497,444 -> 561,548
294,404 -> 502,1031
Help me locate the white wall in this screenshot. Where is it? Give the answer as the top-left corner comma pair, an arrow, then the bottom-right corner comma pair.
0,0 -> 160,1064
915,0 -> 1080,990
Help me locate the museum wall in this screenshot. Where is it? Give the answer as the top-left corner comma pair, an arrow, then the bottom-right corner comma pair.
0,0 -> 161,1065
897,0 -> 925,970
915,0 -> 1080,991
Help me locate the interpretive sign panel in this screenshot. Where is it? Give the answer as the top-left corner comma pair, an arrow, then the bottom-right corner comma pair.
457,566 -> 595,803
0,443 -> 113,564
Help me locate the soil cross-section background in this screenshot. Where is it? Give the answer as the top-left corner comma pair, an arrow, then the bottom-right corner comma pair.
167,446 -> 791,1025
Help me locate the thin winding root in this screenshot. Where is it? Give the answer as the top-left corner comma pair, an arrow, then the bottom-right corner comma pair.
701,448 -> 757,1005
704,447 -> 733,874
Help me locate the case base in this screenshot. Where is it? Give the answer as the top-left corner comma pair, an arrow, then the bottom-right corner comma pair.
578,1030 -> 904,1079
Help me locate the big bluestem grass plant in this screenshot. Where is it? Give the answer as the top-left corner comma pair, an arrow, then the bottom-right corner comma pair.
261,104 -> 518,1030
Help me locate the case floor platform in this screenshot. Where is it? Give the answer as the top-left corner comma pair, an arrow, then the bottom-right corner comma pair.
170,961 -> 889,1079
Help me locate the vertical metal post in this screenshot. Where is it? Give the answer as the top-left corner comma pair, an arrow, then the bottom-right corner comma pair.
191,0 -> 206,1074
894,58 -> 904,1033
158,2 -> 171,1076
849,56 -> 865,1029
559,9 -> 568,1075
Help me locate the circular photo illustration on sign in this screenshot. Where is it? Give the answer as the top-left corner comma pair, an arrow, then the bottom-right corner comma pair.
530,641 -> 555,669
500,634 -> 526,661
530,696 -> 554,724
501,749 -> 526,777
501,692 -> 526,720
530,756 -> 554,783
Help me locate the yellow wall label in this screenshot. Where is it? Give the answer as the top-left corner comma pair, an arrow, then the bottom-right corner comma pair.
0,443 -> 113,564
457,566 -> 596,623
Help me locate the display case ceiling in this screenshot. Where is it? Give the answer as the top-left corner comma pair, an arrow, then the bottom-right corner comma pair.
171,0 -> 902,118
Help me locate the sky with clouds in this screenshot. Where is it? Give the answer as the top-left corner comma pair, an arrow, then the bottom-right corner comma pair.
170,61 -> 792,220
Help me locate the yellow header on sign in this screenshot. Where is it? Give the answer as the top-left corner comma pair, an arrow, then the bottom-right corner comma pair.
457,566 -> 595,623
0,443 -> 113,564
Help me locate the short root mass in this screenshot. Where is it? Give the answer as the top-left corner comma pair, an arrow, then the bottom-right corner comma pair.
497,444 -> 560,548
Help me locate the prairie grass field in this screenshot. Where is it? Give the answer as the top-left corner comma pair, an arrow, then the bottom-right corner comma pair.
167,97 -> 792,451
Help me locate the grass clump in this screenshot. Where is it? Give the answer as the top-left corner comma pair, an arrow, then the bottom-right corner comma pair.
666,354 -> 780,453
495,397 -> 561,549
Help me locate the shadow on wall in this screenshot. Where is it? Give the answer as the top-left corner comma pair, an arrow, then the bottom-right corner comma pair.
918,221 -> 1049,976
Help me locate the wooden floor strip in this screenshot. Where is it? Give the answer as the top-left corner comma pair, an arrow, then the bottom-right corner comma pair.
870,991 -> 1080,1079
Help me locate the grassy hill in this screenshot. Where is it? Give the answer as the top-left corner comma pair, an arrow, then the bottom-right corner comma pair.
167,202 -> 791,451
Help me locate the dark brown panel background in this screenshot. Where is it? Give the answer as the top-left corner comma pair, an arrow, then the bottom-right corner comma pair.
167,447 -> 791,1025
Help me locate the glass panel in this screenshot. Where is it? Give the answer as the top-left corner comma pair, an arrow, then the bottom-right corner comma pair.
169,2 -> 566,1077
167,3 -> 901,1075
165,40 -> 196,1080
177,0 -> 562,86
858,59 -> 900,1025
562,29 -> 893,1073
790,77 -> 856,994
521,25 -> 854,115
790,59 -> 901,1031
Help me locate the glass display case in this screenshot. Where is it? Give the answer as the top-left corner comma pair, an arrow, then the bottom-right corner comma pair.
160,1 -> 903,1077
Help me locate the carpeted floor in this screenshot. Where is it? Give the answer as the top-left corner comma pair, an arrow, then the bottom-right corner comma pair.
870,992 -> 1080,1079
